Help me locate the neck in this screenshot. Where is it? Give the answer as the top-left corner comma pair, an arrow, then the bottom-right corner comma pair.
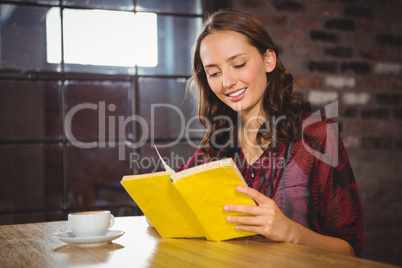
238,106 -> 268,132
238,108 -> 270,149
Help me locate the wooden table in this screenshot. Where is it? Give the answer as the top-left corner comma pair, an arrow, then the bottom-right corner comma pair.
0,216 -> 396,268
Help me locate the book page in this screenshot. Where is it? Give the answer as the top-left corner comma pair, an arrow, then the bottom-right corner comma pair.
154,146 -> 175,180
175,158 -> 248,186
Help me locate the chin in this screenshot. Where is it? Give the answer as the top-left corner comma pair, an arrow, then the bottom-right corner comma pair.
231,102 -> 250,112
228,104 -> 243,112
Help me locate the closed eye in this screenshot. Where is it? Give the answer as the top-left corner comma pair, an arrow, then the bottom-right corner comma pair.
209,72 -> 219,78
234,62 -> 246,69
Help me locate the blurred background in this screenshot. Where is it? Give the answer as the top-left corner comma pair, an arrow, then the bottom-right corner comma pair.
0,0 -> 400,265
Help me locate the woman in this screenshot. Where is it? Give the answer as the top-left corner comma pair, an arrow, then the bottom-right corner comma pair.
180,10 -> 363,256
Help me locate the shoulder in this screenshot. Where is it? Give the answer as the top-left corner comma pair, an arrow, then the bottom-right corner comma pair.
302,112 -> 338,136
295,111 -> 343,170
301,112 -> 339,149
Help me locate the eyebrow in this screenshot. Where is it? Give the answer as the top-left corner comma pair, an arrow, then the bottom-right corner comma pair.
204,53 -> 247,68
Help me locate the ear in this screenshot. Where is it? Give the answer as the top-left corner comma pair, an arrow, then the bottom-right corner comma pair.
264,49 -> 276,73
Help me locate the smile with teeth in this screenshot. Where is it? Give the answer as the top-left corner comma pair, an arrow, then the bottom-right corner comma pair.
227,88 -> 246,97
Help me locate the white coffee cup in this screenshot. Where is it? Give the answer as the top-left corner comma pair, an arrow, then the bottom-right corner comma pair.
68,210 -> 115,237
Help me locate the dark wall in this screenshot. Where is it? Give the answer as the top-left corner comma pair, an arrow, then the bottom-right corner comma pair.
0,2 -> 202,223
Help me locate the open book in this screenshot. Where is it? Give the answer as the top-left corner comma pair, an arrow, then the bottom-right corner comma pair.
120,149 -> 257,241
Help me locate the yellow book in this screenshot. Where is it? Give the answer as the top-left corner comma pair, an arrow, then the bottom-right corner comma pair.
120,157 -> 257,241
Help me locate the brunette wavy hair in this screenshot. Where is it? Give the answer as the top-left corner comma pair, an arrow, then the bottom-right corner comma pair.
187,9 -> 311,159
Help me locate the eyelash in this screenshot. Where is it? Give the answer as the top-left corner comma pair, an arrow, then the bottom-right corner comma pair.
234,62 -> 246,69
208,62 -> 246,78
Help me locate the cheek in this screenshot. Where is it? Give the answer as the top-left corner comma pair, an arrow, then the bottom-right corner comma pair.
207,79 -> 221,95
245,64 -> 266,84
243,71 -> 267,94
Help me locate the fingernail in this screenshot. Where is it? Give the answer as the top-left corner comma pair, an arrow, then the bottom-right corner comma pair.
227,216 -> 231,222
223,205 -> 229,211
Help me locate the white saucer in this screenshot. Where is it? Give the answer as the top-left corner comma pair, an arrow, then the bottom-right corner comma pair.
55,230 -> 125,247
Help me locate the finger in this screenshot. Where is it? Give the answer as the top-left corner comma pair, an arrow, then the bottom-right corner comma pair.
236,185 -> 273,205
224,204 -> 263,215
227,215 -> 271,226
234,224 -> 264,234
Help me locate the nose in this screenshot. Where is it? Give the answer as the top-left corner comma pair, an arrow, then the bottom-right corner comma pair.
222,70 -> 236,89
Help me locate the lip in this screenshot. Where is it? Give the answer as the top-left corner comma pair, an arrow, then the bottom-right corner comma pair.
226,88 -> 247,102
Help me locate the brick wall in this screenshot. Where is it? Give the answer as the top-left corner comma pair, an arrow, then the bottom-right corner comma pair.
231,0 -> 401,265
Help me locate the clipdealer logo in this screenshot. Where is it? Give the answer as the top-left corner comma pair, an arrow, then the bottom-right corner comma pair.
64,100 -> 340,167
64,102 -> 204,160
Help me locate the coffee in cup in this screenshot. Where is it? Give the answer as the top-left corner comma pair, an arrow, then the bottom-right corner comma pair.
68,210 -> 115,237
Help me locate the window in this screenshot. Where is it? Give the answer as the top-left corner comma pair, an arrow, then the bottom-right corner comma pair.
0,0 -> 204,224
46,8 -> 157,67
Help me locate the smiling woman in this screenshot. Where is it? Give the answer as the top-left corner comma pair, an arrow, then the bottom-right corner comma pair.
180,9 -> 364,257
200,30 -> 276,115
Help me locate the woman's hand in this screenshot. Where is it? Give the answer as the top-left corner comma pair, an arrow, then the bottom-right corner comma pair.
224,185 -> 297,243
224,185 -> 356,256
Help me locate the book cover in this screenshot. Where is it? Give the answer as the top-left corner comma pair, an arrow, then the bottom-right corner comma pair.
121,153 -> 257,241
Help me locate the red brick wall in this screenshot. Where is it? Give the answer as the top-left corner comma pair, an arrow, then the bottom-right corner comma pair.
232,0 -> 402,265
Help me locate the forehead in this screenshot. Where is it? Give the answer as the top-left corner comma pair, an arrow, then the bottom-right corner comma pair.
200,30 -> 256,65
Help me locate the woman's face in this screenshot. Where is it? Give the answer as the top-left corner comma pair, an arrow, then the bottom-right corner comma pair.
200,30 -> 275,117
